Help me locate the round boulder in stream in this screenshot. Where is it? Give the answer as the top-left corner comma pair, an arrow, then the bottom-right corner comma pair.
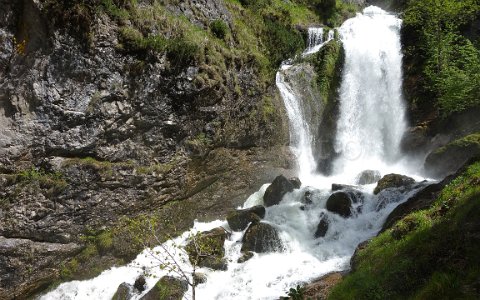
373,173 -> 415,195
263,175 -> 299,207
326,192 -> 355,217
227,205 -> 266,231
241,222 -> 283,253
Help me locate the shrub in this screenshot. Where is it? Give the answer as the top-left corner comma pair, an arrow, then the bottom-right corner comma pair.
210,19 -> 229,40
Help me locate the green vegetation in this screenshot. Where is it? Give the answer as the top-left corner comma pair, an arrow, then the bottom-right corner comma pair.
402,0 -> 480,118
288,285 -> 306,300
329,161 -> 480,299
311,39 -> 345,103
210,19 -> 229,40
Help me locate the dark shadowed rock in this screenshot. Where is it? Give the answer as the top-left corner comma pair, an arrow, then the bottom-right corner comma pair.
134,275 -> 146,292
186,227 -> 227,271
373,174 -> 415,195
227,205 -> 266,231
241,223 -> 283,253
350,240 -> 370,271
326,192 -> 353,217
289,177 -> 302,189
140,276 -> 188,300
112,283 -> 134,300
263,175 -> 295,207
314,213 -> 329,238
355,170 -> 381,185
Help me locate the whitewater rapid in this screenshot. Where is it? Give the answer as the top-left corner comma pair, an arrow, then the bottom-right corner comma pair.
39,6 -> 425,300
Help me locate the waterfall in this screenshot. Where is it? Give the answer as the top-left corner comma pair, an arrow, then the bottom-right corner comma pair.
276,67 -> 317,181
333,6 -> 406,174
39,7 -> 422,300
304,28 -> 334,55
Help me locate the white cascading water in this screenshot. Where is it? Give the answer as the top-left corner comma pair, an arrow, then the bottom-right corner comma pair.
39,7 -> 425,300
333,6 -> 406,175
304,28 -> 334,55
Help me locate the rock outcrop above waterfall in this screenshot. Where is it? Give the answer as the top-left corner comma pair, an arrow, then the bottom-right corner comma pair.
373,174 -> 415,195
241,222 -> 283,253
227,205 -> 266,232
263,175 -> 299,207
0,0 -> 302,297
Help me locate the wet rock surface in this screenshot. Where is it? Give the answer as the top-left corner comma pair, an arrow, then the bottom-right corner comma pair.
314,213 -> 329,238
373,174 -> 416,195
0,0 -> 292,297
325,189 -> 363,217
241,222 -> 283,253
227,205 -> 266,232
112,282 -> 134,300
186,227 -> 228,271
263,175 -> 297,207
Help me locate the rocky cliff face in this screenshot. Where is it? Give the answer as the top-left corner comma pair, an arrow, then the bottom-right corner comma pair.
0,0 -> 294,298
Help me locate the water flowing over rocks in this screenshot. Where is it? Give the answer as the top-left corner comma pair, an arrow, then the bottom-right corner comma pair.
314,213 -> 329,238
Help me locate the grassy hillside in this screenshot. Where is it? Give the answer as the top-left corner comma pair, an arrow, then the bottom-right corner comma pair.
402,0 -> 480,121
329,160 -> 480,299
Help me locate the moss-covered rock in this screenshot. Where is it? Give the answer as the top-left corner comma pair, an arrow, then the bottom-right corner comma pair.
424,133 -> 480,178
140,276 -> 188,300
373,174 -> 415,195
186,227 -> 227,271
241,222 -> 283,253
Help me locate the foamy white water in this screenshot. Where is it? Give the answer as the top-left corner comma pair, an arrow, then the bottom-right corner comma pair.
333,6 -> 406,175
39,7 -> 426,300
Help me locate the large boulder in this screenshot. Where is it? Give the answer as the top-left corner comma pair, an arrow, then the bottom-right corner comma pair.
112,282 -> 134,300
227,205 -> 266,231
373,174 -> 415,195
263,175 -> 297,207
186,227 -> 227,271
314,213 -> 329,238
140,276 -> 188,300
424,133 -> 480,178
355,170 -> 381,185
134,275 -> 146,292
325,190 -> 362,217
241,223 -> 283,253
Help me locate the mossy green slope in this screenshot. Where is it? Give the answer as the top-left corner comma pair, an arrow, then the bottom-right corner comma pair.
329,161 -> 480,299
